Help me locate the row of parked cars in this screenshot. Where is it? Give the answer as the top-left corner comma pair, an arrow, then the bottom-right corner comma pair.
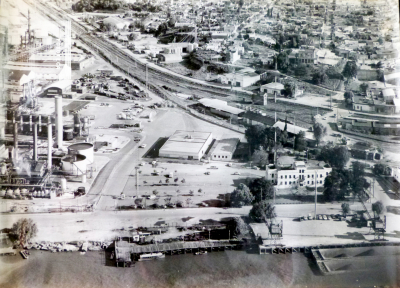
300,214 -> 346,221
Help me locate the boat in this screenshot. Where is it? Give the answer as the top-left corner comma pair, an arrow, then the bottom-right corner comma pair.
138,252 -> 165,261
194,251 -> 207,255
20,250 -> 29,259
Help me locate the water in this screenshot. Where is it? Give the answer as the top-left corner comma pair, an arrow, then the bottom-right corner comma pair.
1,249 -> 398,288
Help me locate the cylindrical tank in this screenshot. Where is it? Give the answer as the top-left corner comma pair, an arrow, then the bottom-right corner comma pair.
14,188 -> 20,196
61,178 -> 67,191
45,190 -> 50,197
1,164 -> 7,175
61,154 -> 87,175
68,143 -> 94,164
81,174 -> 86,183
7,189 -> 13,196
33,191 -> 38,197
21,188 -> 28,196
63,125 -> 74,141
0,190 -> 5,197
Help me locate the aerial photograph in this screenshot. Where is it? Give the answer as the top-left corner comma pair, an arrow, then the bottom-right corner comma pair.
0,0 -> 400,287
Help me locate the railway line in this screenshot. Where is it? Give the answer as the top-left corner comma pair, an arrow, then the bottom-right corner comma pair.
25,0 -> 239,101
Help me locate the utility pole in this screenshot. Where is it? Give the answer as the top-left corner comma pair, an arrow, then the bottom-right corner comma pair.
145,63 -> 148,92
314,170 -> 317,219
136,167 -> 139,198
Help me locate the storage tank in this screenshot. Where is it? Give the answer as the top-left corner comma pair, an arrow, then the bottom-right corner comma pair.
14,188 -> 20,196
33,191 -> 38,197
63,125 -> 74,141
61,178 -> 67,192
0,190 -> 5,197
68,143 -> 94,164
61,154 -> 87,175
6,189 -> 13,196
21,189 -> 28,196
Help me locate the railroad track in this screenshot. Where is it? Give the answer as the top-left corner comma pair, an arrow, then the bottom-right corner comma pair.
26,0 -> 238,101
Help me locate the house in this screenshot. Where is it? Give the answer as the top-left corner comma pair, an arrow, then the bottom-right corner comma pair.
242,111 -> 275,126
198,98 -> 245,120
209,138 -> 240,161
265,157 -> 332,189
288,45 -> 317,64
260,82 -> 284,97
219,68 -> 260,87
157,53 -> 183,63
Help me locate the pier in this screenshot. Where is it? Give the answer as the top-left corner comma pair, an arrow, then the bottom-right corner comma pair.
114,240 -> 240,267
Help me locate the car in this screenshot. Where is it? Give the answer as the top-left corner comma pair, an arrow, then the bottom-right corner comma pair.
139,144 -> 147,148
322,117 -> 327,120
147,194 -> 156,200
210,166 -> 218,169
205,172 -> 210,175
308,215 -> 313,220
327,215 -> 331,220
318,215 -> 322,220
233,172 -> 240,175
323,215 -> 328,220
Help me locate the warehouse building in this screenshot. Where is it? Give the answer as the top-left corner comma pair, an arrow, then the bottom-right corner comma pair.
198,98 -> 245,121
159,130 -> 213,160
209,138 -> 240,161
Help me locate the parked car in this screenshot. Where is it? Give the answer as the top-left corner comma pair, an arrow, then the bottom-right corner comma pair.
308,215 -> 313,220
233,172 -> 240,175
205,172 -> 210,175
139,144 -> 147,148
323,215 -> 328,220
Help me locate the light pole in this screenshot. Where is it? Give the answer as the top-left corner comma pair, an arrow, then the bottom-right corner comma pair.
314,170 -> 317,219
135,166 -> 139,198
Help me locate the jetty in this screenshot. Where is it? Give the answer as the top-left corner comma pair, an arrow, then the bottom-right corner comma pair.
114,239 -> 240,267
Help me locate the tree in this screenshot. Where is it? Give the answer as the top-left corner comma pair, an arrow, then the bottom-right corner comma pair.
294,131 -> 307,152
249,201 -> 276,222
312,70 -> 328,85
153,189 -> 159,196
230,184 -> 255,207
350,161 -> 370,196
372,201 -> 384,217
341,203 -> 350,217
323,169 -> 350,201
373,163 -> 386,176
344,91 -> 354,106
251,148 -> 269,167
318,145 -> 350,169
294,64 -> 309,77
313,122 -> 327,146
245,125 -> 265,153
168,16 -> 176,27
378,37 -> 384,45
359,83 -> 369,94
12,218 -> 38,247
248,178 -> 274,202
342,61 -> 358,80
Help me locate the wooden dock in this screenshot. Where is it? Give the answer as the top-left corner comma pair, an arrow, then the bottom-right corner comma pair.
114,240 -> 240,267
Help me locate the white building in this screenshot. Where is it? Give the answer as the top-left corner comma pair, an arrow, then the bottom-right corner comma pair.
219,68 -> 260,87
159,130 -> 213,160
266,157 -> 332,189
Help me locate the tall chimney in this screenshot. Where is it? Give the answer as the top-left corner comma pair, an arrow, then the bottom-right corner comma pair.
74,113 -> 80,136
33,124 -> 38,161
13,123 -> 18,162
47,121 -> 52,169
55,96 -> 63,149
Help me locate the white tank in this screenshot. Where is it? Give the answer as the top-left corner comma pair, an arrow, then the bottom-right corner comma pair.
7,189 -> 13,196
33,191 -> 38,197
61,154 -> 87,175
61,178 -> 67,192
14,188 -> 20,196
68,143 -> 94,164
0,190 -> 5,197
81,174 -> 87,183
21,189 -> 28,196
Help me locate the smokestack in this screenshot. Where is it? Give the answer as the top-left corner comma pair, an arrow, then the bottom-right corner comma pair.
13,123 -> 18,162
33,124 -> 38,161
74,113 -> 80,136
55,96 -> 63,149
47,121 -> 52,169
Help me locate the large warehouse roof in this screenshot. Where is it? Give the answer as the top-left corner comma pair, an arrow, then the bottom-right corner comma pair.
198,98 -> 245,115
160,130 -> 212,154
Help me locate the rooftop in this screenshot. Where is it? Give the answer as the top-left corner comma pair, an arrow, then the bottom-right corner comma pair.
210,138 -> 240,155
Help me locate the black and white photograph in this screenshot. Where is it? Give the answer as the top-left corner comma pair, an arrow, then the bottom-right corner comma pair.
0,0 -> 400,287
